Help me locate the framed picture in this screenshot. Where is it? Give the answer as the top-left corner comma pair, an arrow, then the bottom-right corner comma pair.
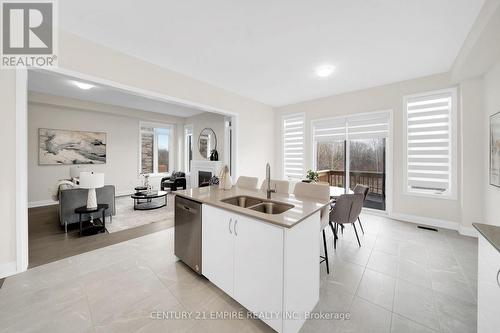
490,112 -> 500,187
39,128 -> 107,165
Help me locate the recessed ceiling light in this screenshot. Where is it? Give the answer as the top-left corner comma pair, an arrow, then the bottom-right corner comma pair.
72,81 -> 95,90
315,64 -> 335,78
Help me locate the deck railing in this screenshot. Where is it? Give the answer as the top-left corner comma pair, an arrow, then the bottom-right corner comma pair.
317,170 -> 385,195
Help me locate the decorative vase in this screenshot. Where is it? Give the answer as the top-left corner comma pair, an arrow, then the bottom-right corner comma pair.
219,165 -> 232,190
210,149 -> 219,161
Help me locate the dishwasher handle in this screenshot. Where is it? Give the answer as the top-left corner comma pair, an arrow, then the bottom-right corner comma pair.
176,203 -> 198,214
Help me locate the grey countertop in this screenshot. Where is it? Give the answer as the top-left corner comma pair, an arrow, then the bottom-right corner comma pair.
473,223 -> 500,253
174,186 -> 331,228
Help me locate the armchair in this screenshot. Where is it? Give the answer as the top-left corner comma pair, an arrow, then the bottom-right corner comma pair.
161,171 -> 187,192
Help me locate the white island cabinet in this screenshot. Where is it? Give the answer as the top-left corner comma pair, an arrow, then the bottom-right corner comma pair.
202,204 -> 320,333
477,235 -> 500,333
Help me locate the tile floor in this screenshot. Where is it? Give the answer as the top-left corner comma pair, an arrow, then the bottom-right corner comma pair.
0,213 -> 478,333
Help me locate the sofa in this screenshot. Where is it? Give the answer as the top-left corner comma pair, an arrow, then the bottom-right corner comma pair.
59,185 -> 116,232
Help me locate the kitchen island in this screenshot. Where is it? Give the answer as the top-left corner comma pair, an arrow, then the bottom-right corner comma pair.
473,223 -> 500,332
175,186 -> 330,333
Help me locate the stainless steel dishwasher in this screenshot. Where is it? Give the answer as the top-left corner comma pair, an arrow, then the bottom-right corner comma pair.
174,196 -> 202,274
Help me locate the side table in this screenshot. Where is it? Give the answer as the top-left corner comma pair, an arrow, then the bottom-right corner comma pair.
75,204 -> 109,236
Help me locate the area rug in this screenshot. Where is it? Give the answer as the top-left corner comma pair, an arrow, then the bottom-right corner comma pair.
106,195 -> 174,233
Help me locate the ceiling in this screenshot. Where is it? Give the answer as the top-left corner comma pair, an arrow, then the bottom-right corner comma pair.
28,70 -> 205,118
59,0 -> 485,107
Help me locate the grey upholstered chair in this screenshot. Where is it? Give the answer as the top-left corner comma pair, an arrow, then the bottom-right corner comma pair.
293,182 -> 332,274
260,179 -> 290,194
353,184 -> 369,233
330,193 -> 365,248
235,176 -> 259,189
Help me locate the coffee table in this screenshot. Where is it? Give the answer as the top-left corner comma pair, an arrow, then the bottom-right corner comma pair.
131,190 -> 167,210
330,186 -> 354,199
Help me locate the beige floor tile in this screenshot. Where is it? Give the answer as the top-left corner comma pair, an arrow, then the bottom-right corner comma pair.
367,250 -> 399,278
391,313 -> 438,333
325,259 -> 365,295
356,268 -> 396,311
393,280 -> 440,331
1,213 -> 478,333
338,296 -> 392,333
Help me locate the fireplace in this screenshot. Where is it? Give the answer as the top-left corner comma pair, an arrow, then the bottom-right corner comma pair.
191,160 -> 223,188
198,171 -> 212,187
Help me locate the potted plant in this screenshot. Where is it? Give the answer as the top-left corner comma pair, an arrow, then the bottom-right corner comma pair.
305,170 -> 319,183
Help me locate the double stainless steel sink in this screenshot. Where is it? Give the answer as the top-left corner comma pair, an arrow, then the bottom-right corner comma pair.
221,196 -> 294,215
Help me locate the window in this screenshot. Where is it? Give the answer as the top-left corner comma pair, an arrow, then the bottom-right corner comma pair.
282,114 -> 305,181
404,88 -> 457,198
140,123 -> 172,175
184,125 -> 193,172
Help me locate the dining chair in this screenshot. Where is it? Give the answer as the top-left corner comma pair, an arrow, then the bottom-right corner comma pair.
330,193 -> 365,248
235,176 -> 259,189
353,184 -> 369,234
293,182 -> 332,274
260,179 -> 290,194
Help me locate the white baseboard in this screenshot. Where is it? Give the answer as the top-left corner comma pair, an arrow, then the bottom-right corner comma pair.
458,225 -> 478,237
0,261 -> 18,279
28,200 -> 58,208
389,212 -> 459,231
386,212 -> 478,238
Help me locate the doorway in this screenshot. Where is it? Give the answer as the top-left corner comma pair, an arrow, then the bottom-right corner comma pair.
16,67 -> 239,271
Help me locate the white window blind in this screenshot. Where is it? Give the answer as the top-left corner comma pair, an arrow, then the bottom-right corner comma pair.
283,114 -> 305,180
347,112 -> 389,140
405,89 -> 456,197
313,117 -> 346,142
312,112 -> 389,143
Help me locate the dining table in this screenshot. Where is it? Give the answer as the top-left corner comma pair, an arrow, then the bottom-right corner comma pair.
329,186 -> 354,199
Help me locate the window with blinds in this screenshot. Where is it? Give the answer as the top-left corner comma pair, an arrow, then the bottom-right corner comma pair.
312,112 -> 390,142
282,114 -> 305,180
346,113 -> 390,140
404,88 -> 457,198
311,111 -> 390,173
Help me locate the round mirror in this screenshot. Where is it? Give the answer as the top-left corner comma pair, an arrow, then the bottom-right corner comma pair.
198,128 -> 217,159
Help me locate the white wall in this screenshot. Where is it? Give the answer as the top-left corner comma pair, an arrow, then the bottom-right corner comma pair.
484,61 -> 500,226
275,73 -> 468,225
185,112 -> 226,162
0,70 -> 18,276
460,77 -> 485,229
28,93 -> 187,204
57,30 -> 275,180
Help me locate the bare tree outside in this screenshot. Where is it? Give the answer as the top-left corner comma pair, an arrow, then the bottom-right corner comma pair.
349,139 -> 384,173
316,141 -> 344,171
316,138 -> 386,210
316,139 -> 384,172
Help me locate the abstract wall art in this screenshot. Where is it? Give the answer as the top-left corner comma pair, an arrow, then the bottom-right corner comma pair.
39,128 -> 107,165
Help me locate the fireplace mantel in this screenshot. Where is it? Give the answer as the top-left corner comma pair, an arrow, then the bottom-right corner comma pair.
191,160 -> 223,188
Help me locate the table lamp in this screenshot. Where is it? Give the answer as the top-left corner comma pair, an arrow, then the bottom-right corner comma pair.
70,166 -> 90,183
79,172 -> 105,210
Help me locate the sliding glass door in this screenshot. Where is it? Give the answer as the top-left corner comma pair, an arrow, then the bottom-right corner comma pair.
316,140 -> 346,188
313,112 -> 389,211
349,138 -> 386,210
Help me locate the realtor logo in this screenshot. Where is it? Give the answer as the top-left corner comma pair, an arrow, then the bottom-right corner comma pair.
1,0 -> 57,67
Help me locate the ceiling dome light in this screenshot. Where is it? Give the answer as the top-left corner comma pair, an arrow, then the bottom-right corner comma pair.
72,81 -> 95,90
315,64 -> 335,78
